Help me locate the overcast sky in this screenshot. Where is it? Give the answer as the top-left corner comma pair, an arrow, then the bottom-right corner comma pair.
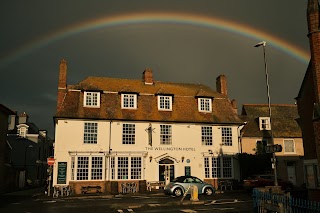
0,1 -> 310,138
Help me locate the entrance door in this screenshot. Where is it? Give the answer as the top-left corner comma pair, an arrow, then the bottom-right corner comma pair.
159,158 -> 174,185
287,162 -> 296,185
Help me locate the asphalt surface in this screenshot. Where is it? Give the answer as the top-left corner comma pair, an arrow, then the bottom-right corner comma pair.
0,187 -> 254,212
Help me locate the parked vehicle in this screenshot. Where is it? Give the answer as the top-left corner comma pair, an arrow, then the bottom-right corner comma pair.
163,176 -> 215,197
243,174 -> 293,191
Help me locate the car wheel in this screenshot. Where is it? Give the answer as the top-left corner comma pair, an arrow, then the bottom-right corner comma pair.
173,188 -> 183,197
204,187 -> 213,196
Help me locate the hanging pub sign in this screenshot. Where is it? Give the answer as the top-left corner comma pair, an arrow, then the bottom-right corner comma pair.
57,162 -> 67,184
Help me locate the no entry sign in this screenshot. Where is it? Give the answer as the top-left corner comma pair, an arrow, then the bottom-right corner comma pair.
47,157 -> 55,166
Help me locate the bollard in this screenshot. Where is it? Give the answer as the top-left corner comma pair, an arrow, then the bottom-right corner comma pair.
190,185 -> 199,201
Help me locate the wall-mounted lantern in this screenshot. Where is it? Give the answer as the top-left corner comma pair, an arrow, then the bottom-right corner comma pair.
181,156 -> 185,163
149,156 -> 153,162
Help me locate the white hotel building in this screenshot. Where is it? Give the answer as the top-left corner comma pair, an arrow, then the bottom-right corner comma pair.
53,59 -> 244,194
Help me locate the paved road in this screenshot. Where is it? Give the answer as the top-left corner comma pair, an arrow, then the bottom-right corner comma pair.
1,189 -> 254,213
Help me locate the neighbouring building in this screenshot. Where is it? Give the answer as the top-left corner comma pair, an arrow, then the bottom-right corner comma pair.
295,0 -> 320,201
7,112 -> 51,188
0,104 -> 16,194
240,104 -> 304,187
53,59 -> 245,194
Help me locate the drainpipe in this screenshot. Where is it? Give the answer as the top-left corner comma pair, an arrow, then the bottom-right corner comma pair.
107,121 -> 112,181
237,122 -> 247,154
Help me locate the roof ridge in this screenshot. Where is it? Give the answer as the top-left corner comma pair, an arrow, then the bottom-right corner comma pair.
243,104 -> 296,107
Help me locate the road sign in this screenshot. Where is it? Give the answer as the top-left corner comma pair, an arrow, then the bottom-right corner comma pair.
47,157 -> 55,165
266,144 -> 282,153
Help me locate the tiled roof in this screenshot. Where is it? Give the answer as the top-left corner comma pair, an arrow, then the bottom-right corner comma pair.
56,76 -> 242,124
241,104 -> 302,138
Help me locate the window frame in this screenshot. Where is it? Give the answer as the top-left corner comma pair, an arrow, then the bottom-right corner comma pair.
198,98 -> 212,113
204,156 -> 233,178
157,95 -> 172,111
201,126 -> 213,146
221,127 -> 232,146
160,124 -> 172,145
110,156 -> 143,180
121,94 -> 137,109
259,117 -> 271,130
283,139 -> 295,153
122,123 -> 136,145
74,156 -> 104,181
84,91 -> 100,108
84,122 -> 98,144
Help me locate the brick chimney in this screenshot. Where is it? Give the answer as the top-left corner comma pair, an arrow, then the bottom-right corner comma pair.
231,99 -> 237,114
308,0 -> 320,103
57,59 -> 67,112
216,74 -> 227,96
143,68 -> 153,85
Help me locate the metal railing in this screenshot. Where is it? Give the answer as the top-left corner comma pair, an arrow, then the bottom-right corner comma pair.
120,182 -> 137,193
253,188 -> 320,212
53,185 -> 73,198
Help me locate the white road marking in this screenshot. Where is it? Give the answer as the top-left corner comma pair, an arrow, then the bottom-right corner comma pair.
127,209 -> 134,212
205,199 -> 251,205
117,210 -> 124,213
132,196 -> 150,199
180,209 -> 197,213
211,207 -> 235,210
43,200 -> 57,203
148,204 -> 161,207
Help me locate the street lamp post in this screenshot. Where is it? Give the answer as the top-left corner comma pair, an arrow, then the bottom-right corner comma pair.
254,41 -> 278,187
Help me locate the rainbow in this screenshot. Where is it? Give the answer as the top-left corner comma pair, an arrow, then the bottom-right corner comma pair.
0,12 -> 310,68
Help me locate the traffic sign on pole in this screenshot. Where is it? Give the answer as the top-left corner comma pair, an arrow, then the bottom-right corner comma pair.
266,144 -> 282,153
47,157 -> 55,165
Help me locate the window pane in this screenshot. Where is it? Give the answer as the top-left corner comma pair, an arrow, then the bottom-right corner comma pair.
91,157 -> 103,180
123,94 -> 136,108
84,122 -> 98,144
118,157 -> 129,179
85,92 -> 99,106
222,157 -> 232,178
200,98 -> 211,112
202,126 -> 212,145
122,124 -> 135,144
204,158 -> 210,178
111,157 -> 115,180
159,96 -> 171,110
131,157 -> 142,179
212,157 -> 221,178
284,140 -> 295,152
77,157 -> 89,180
71,157 -> 75,180
222,127 -> 232,146
160,125 -> 172,145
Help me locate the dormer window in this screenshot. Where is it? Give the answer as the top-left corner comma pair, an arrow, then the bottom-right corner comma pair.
198,98 -> 212,112
17,124 -> 29,138
84,91 -> 100,108
158,95 -> 172,111
121,94 -> 137,109
259,117 -> 271,130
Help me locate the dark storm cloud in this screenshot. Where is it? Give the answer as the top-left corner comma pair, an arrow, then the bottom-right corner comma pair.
0,0 -> 309,138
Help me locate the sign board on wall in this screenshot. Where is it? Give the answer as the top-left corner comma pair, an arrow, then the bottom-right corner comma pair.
57,162 -> 67,184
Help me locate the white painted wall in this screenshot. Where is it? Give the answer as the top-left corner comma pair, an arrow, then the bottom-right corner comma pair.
53,119 -> 241,186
